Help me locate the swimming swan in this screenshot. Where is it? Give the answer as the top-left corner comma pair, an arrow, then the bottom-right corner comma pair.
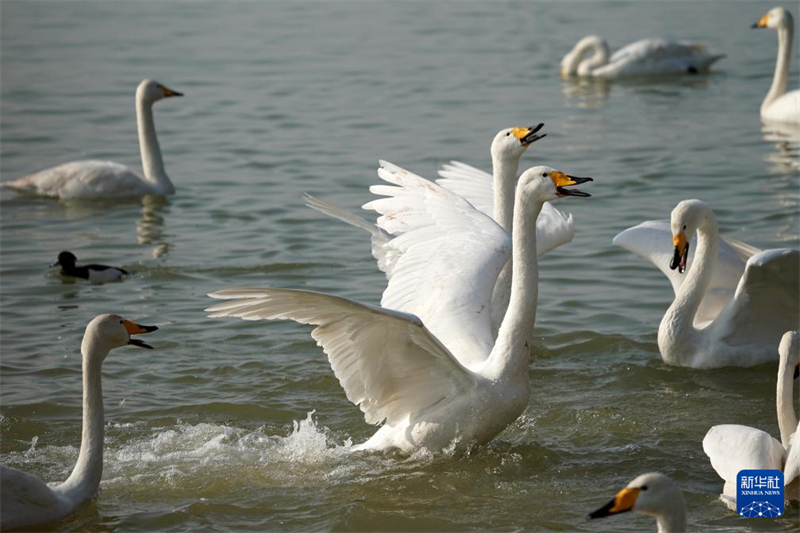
207,166 -> 592,453
752,7 -> 800,124
306,125 -> 575,332
615,199 -> 799,368
0,314 -> 157,531
703,331 -> 800,510
560,35 -> 724,79
588,473 -> 686,533
3,79 -> 182,199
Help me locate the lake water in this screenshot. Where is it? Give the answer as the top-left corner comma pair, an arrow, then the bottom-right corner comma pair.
1,1 -> 798,531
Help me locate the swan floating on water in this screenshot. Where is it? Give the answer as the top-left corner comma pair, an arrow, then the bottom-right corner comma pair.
703,331 -> 800,510
614,199 -> 799,368
0,314 -> 157,531
3,79 -> 182,199
752,6 -> 800,124
560,35 -> 724,79
207,165 -> 592,453
51,251 -> 128,283
588,472 -> 686,533
306,125 -> 576,334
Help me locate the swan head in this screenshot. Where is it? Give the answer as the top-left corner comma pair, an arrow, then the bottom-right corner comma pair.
52,251 -> 78,269
561,35 -> 607,77
490,124 -> 546,160
517,165 -> 592,203
779,331 -> 800,379
668,199 -> 712,274
752,6 -> 793,30
588,472 -> 685,523
136,79 -> 183,105
84,314 -> 158,357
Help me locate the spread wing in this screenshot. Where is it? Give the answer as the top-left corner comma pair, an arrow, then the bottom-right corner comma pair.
436,160 -> 575,255
363,161 -> 510,368
715,249 -> 800,348
206,288 -> 477,426
613,220 -> 759,326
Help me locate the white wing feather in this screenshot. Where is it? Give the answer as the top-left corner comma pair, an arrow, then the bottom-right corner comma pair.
436,160 -> 575,255
4,161 -> 151,199
598,39 -> 725,78
363,161 -> 510,367
206,288 -> 477,426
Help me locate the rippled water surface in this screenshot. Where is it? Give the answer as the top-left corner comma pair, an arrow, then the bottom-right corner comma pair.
1,1 -> 799,531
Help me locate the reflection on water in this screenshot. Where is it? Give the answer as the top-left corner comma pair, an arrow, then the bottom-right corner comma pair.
761,119 -> 800,172
560,77 -> 610,109
136,195 -> 172,258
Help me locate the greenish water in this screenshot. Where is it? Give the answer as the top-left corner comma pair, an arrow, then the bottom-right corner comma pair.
1,1 -> 798,531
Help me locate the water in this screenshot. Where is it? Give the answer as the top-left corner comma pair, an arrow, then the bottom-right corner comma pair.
1,1 -> 798,531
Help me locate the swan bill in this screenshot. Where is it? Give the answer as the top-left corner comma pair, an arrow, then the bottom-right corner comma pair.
158,84 -> 183,98
751,13 -> 769,28
670,233 -> 689,273
123,319 -> 158,349
549,171 -> 593,197
588,487 -> 640,519
511,124 -> 547,146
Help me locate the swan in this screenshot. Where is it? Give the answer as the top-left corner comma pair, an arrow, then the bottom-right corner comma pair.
51,251 -> 128,283
614,199 -> 799,368
703,331 -> 800,510
207,165 -> 592,452
306,124 -> 576,332
588,473 -> 686,533
0,314 -> 157,531
560,35 -> 724,79
752,7 -> 800,124
3,79 -> 182,199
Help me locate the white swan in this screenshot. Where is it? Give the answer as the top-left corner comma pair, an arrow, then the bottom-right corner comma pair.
752,7 -> 800,124
703,331 -> 800,510
588,473 -> 686,533
207,165 -> 592,452
306,125 -> 576,332
614,199 -> 799,368
560,35 -> 724,79
0,314 -> 157,531
3,79 -> 182,199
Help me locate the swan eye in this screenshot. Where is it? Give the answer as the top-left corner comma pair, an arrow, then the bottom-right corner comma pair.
119,320 -> 124,324
506,132 -> 510,136
683,225 -> 687,230
542,173 -> 548,177
641,485 -> 648,491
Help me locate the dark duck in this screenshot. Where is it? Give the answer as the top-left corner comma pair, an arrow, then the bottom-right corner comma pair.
51,251 -> 128,282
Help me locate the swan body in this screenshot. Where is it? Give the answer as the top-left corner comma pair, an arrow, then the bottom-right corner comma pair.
305,125 -> 576,334
561,35 -> 724,79
588,473 -> 686,533
207,166 -> 592,453
0,315 -> 157,531
51,251 -> 127,283
4,79 -> 182,199
703,331 -> 800,510
753,7 -> 800,124
615,200 -> 799,368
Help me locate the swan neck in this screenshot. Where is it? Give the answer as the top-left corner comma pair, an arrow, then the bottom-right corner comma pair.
58,340 -> 106,503
137,96 -> 174,194
491,154 -> 520,233
776,359 -> 798,447
578,38 -> 610,75
659,216 -> 718,362
655,504 -> 687,533
764,21 -> 793,112
485,193 -> 541,382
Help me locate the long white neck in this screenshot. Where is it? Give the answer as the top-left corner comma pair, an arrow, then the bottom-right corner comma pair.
136,96 -> 174,194
658,217 -> 719,365
577,38 -> 610,75
655,502 -> 687,533
763,18 -> 794,113
56,339 -> 106,504
776,357 -> 798,447
484,191 -> 541,382
489,153 -> 521,333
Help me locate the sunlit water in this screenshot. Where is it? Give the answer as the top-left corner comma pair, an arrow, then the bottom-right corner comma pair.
1,1 -> 799,531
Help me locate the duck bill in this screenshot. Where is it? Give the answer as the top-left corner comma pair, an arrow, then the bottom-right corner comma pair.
751,13 -> 769,28
588,487 -> 639,520
670,233 -> 689,273
550,171 -> 593,197
511,123 -> 547,146
123,319 -> 158,349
